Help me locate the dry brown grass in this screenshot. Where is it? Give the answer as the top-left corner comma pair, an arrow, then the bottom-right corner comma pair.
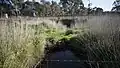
0,18 -> 67,68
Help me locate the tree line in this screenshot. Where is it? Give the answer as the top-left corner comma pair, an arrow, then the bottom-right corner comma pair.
0,0 -> 120,17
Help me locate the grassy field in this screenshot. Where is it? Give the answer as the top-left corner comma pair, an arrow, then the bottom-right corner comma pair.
0,15 -> 120,68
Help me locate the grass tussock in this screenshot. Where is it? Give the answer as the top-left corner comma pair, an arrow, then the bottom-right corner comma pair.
0,20 -> 46,68
0,19 -> 70,68
69,15 -> 120,68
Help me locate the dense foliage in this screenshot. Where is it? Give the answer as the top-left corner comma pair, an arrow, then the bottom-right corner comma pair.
112,0 -> 120,12
0,0 -> 106,17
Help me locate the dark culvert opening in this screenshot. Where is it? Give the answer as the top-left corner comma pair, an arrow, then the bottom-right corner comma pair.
60,19 -> 75,28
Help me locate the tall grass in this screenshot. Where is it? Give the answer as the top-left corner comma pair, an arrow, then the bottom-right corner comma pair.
1,15 -> 120,68
69,15 -> 120,68
0,18 -> 67,68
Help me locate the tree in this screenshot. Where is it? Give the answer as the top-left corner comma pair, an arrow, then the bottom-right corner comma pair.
96,8 -> 103,12
50,1 -> 61,16
41,0 -> 46,4
88,7 -> 103,15
95,7 -> 103,15
59,0 -> 84,15
12,0 -> 24,4
59,0 -> 68,12
12,0 -> 24,8
112,0 -> 120,12
0,0 -> 16,17
44,1 -> 51,16
20,0 -> 37,16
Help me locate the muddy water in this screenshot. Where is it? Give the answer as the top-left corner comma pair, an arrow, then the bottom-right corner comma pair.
42,50 -> 88,68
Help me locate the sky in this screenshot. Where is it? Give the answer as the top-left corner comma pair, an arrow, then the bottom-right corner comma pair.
27,0 -> 115,11
83,0 -> 114,11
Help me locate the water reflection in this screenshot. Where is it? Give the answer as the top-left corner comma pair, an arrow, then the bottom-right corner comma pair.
42,50 -> 87,68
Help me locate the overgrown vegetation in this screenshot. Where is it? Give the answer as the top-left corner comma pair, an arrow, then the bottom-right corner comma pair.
68,16 -> 120,68
0,19 -> 66,68
0,19 -> 80,68
0,15 -> 120,68
0,20 -> 46,68
0,0 -> 105,17
69,30 -> 120,68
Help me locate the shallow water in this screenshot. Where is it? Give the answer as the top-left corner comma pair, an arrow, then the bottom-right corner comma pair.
42,50 -> 87,68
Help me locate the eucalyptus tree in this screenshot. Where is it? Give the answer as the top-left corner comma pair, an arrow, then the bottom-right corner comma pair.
0,0 -> 15,17
59,0 -> 69,13
92,7 -> 103,15
12,0 -> 24,5
112,0 -> 120,12
44,1 -> 51,16
20,0 -> 38,16
59,0 -> 84,15
33,2 -> 42,16
50,1 -> 62,16
12,0 -> 24,9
